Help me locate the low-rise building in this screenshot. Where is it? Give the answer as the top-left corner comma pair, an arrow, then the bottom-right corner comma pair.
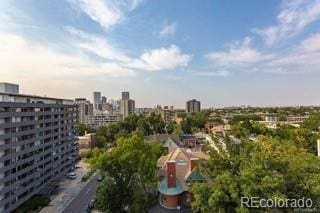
157,148 -> 208,209
179,135 -> 198,149
146,134 -> 202,152
78,133 -> 96,157
86,113 -> 121,129
287,115 -> 309,124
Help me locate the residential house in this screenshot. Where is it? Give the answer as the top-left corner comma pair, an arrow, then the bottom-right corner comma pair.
157,148 -> 208,209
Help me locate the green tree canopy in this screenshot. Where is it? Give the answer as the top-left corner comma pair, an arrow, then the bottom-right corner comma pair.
192,136 -> 320,212
74,122 -> 94,136
91,134 -> 163,212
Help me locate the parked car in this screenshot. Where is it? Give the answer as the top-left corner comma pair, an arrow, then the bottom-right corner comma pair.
88,198 -> 96,209
97,176 -> 103,182
66,172 -> 77,179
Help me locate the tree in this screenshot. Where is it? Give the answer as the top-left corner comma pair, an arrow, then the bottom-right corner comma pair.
180,112 -> 208,134
302,112 -> 320,131
166,122 -> 176,134
91,134 -> 163,212
95,123 -> 121,148
74,123 -> 93,136
147,113 -> 166,134
192,136 -> 320,212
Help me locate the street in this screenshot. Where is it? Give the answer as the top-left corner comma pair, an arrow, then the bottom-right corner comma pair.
62,174 -> 100,213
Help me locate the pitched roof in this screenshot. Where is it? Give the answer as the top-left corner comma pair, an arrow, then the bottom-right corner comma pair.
157,148 -> 208,192
145,134 -> 180,143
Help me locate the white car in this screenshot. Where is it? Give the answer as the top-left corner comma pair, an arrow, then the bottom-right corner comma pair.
66,172 -> 77,179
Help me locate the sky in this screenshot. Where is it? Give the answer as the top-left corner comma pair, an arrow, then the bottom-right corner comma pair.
1,0 -> 320,108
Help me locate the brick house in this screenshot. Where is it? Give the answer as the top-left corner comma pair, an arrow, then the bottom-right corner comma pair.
157,148 -> 208,209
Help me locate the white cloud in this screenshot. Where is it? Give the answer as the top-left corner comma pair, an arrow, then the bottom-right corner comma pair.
0,32 -> 135,79
68,0 -> 144,30
206,37 -> 274,65
204,32 -> 320,75
253,0 -> 320,45
159,22 -> 176,38
128,45 -> 192,71
267,33 -> 320,69
299,32 -> 320,52
65,26 -> 131,62
194,70 -> 230,77
65,27 -> 191,72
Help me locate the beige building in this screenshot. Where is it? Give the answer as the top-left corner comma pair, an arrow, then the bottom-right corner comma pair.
150,105 -> 175,124
78,133 -> 97,157
120,99 -> 135,119
86,113 -> 121,128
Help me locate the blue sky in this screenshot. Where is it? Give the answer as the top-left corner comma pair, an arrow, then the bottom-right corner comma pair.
1,0 -> 320,108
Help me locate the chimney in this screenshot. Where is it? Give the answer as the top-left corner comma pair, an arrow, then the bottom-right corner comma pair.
190,158 -> 198,172
317,139 -> 320,157
167,161 -> 176,188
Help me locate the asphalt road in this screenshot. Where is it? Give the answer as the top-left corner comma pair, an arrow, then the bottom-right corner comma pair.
62,174 -> 100,213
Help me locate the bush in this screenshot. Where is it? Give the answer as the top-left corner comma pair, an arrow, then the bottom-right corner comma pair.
82,169 -> 95,182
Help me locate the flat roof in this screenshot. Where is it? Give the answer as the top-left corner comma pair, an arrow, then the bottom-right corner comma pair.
0,92 -> 74,102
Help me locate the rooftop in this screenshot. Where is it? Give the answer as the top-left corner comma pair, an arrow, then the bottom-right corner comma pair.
157,148 -> 208,192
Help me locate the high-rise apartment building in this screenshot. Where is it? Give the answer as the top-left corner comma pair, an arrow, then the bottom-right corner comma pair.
101,96 -> 107,104
186,99 -> 201,113
0,85 -> 78,212
75,98 -> 93,124
121,92 -> 130,100
120,99 -> 135,119
93,92 -> 101,111
151,105 -> 175,124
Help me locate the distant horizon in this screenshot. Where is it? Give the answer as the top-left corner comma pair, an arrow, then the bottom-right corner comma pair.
1,1 -> 320,107
1,81 -> 317,109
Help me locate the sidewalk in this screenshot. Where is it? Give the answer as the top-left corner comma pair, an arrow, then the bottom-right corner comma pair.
40,160 -> 92,213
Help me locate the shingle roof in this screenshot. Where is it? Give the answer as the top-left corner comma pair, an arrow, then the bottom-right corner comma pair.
157,148 -> 208,192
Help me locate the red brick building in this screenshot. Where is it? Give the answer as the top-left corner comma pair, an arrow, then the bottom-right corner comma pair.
157,148 -> 208,209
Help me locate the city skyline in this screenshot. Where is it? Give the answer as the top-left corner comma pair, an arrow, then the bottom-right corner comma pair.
1,0 -> 320,107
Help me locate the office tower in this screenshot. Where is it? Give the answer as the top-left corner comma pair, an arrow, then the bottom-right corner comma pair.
121,92 -> 130,100
101,96 -> 107,104
0,82 -> 19,94
0,84 -> 78,212
186,99 -> 201,113
120,99 -> 135,119
75,98 -> 94,124
93,92 -> 101,111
